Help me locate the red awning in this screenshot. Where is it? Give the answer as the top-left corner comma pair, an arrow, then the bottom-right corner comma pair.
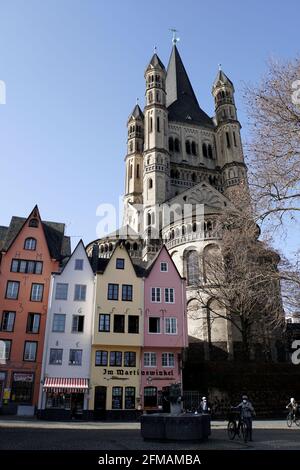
43,377 -> 89,393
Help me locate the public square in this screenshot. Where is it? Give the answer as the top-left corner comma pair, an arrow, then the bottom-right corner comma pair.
0,419 -> 299,450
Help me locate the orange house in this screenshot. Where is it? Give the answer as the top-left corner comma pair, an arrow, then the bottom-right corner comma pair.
0,206 -> 70,415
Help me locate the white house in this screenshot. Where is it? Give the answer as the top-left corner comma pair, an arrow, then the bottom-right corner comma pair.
38,240 -> 95,419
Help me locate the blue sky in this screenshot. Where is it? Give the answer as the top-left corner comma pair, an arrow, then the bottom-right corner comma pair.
0,0 -> 299,254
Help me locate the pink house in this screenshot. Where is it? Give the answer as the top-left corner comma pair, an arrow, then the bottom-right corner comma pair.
142,246 -> 188,411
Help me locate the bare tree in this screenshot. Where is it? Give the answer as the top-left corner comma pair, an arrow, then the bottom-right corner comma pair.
194,185 -> 285,361
245,57 -> 300,228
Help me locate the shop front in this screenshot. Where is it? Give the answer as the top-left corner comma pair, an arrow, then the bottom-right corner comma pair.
90,346 -> 142,421
40,377 -> 89,420
141,349 -> 183,412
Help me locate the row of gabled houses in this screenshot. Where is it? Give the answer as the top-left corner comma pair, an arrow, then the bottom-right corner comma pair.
0,206 -> 188,419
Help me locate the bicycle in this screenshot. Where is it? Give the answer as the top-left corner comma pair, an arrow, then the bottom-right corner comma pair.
227,409 -> 250,443
286,410 -> 300,427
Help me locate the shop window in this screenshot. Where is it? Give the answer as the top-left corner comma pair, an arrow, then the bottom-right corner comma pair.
124,351 -> 136,367
128,315 -> 139,334
113,315 -> 125,333
110,351 -> 122,366
144,386 -> 157,407
112,387 -> 123,409
46,392 -> 71,410
125,387 -> 135,409
11,373 -> 34,403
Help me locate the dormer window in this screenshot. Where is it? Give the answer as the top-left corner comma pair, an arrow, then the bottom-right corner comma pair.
29,218 -> 39,228
24,238 -> 37,251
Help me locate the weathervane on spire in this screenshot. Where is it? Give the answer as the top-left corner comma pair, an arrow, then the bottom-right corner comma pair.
218,63 -> 222,71
170,28 -> 180,45
136,97 -> 139,105
154,45 -> 157,53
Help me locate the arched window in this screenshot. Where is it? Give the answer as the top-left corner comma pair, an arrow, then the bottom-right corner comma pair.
174,138 -> 180,152
136,164 -> 140,178
29,218 -> 39,228
208,144 -> 213,159
185,140 -> 191,155
148,91 -> 153,103
147,213 -> 151,226
24,238 -> 36,251
192,222 -> 197,232
150,117 -> 153,133
192,173 -> 197,183
170,169 -> 175,179
148,178 -> 153,189
156,92 -> 160,102
186,250 -> 200,286
191,141 -> 197,156
156,117 -> 160,133
129,141 -> 133,153
182,226 -> 186,236
133,242 -> 138,251
129,164 -> 133,179
168,137 -> 174,152
202,143 -> 208,158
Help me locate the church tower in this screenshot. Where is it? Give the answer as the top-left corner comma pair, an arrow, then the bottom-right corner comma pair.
124,104 -> 144,209
212,69 -> 247,198
143,53 -> 170,216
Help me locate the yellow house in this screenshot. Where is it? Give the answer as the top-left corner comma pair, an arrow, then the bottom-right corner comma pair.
89,243 -> 144,419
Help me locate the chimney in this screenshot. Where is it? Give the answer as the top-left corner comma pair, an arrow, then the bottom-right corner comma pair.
91,243 -> 99,273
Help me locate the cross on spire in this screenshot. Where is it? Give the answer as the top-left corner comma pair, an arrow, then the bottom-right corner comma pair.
218,63 -> 222,71
170,28 -> 180,45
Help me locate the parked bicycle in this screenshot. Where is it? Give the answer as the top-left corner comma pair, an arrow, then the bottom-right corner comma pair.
227,409 -> 250,443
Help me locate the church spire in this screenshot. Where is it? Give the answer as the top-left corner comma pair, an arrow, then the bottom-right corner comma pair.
166,45 -> 213,128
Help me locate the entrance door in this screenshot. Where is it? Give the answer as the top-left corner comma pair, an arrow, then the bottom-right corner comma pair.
94,386 -> 107,419
71,393 -> 84,419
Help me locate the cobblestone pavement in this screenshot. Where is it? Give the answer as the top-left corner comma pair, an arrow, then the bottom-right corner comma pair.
0,419 -> 299,450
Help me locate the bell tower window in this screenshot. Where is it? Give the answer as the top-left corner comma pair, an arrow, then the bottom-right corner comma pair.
156,117 -> 160,133
202,143 -> 208,158
226,132 -> 231,148
186,141 -> 191,155
148,178 -> 153,189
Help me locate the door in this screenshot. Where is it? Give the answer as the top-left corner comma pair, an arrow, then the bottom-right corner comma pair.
94,386 -> 107,419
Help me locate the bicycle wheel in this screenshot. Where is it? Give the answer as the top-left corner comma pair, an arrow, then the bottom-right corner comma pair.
287,413 -> 293,427
295,417 -> 300,427
240,421 -> 249,443
227,421 -> 236,440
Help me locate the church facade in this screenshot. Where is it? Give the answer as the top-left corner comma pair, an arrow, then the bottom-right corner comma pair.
87,43 -> 248,358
